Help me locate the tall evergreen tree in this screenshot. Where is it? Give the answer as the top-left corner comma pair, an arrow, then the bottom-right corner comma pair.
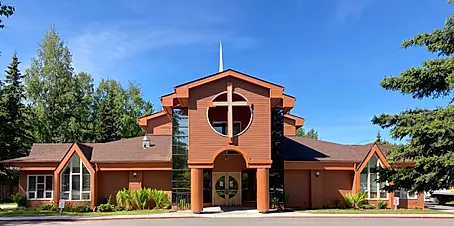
97,86 -> 119,142
0,53 -> 31,182
374,1 -> 454,193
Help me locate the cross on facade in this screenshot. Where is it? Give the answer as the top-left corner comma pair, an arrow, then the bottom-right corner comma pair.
210,82 -> 251,143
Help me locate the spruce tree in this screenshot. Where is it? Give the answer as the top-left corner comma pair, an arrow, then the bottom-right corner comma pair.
96,85 -> 119,142
374,1 -> 454,193
0,53 -> 31,182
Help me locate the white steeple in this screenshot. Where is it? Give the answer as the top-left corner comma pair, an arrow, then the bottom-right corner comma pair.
219,41 -> 223,72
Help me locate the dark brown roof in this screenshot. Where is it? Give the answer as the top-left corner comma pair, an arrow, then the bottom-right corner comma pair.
3,135 -> 172,164
284,136 -> 374,162
89,136 -> 171,163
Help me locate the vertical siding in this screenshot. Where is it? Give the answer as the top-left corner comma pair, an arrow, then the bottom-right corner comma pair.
142,171 -> 172,192
188,77 -> 271,162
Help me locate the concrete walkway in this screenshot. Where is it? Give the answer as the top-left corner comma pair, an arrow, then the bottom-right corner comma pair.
2,207 -> 454,222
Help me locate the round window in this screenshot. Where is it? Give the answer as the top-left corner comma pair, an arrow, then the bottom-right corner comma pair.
207,91 -> 253,137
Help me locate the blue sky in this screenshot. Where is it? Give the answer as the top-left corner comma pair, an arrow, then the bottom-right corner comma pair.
0,0 -> 452,144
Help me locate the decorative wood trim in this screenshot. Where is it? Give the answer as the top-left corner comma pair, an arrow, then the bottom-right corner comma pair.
99,167 -> 172,171
284,114 -> 305,127
284,161 -> 356,170
138,111 -> 171,127
357,143 -> 391,173
54,144 -> 95,175
20,167 -> 56,171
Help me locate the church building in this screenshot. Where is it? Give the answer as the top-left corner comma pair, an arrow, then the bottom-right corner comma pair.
3,47 -> 425,212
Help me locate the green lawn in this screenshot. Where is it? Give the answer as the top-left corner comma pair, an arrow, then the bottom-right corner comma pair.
0,209 -> 168,217
299,209 -> 454,214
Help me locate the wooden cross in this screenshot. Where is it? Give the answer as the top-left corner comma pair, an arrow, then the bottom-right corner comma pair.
209,82 -> 251,143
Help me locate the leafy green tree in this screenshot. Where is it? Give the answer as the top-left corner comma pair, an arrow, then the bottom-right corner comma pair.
375,131 -> 391,145
296,127 -> 319,140
0,1 -> 14,29
24,25 -> 84,143
374,1 -> 454,193
0,53 -> 32,182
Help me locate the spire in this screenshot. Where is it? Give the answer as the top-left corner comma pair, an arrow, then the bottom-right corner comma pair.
219,41 -> 223,72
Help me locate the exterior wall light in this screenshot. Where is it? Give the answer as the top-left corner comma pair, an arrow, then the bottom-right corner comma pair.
315,171 -> 320,177
133,172 -> 137,177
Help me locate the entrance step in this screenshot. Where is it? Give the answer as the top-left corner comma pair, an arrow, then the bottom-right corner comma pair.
202,206 -> 259,214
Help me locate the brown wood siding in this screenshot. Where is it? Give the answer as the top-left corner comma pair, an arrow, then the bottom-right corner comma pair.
213,154 -> 247,172
188,77 -> 271,162
97,171 -> 129,205
145,114 -> 172,135
323,170 -> 354,207
142,171 -> 172,192
284,117 -> 296,136
284,169 -> 311,209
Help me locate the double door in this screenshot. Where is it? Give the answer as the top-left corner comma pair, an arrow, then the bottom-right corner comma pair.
212,172 -> 241,206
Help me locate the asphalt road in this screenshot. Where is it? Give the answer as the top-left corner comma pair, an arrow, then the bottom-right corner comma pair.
2,218 -> 454,226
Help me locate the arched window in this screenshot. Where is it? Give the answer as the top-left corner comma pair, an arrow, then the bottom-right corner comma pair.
60,154 -> 91,200
360,154 -> 388,199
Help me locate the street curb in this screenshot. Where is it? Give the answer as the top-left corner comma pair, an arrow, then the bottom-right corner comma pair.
2,214 -> 454,222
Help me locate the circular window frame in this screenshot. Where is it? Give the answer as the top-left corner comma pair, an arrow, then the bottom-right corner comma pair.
206,91 -> 253,137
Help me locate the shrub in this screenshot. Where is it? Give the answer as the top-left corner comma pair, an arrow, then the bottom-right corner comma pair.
344,191 -> 368,209
75,205 -> 91,213
116,189 -> 133,209
133,188 -> 152,210
413,205 -> 420,210
178,199 -> 187,210
97,194 -> 115,212
97,203 -> 114,212
114,205 -> 125,211
150,189 -> 167,209
11,193 -> 27,207
39,203 -> 54,211
377,200 -> 387,209
15,206 -> 28,211
360,204 -> 374,209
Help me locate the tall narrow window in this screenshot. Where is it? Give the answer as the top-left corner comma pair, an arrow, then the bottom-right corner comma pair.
60,154 -> 91,201
359,154 -> 388,199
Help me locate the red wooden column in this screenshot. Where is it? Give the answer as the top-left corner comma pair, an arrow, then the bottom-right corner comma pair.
256,168 -> 269,213
190,168 -> 203,213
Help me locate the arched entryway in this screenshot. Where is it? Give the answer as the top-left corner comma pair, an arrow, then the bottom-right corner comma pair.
212,150 -> 247,206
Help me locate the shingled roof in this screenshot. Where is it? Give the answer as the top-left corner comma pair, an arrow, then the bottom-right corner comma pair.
3,135 -> 172,164
284,136 -> 377,162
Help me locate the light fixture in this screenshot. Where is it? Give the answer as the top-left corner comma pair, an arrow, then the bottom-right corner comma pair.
133,172 -> 137,177
315,171 -> 320,177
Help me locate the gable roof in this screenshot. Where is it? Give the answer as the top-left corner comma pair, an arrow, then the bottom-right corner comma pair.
3,135 -> 172,164
175,69 -> 284,89
284,136 -> 374,162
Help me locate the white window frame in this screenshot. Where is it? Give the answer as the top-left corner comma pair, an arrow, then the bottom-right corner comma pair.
27,175 -> 53,200
60,154 -> 91,201
360,155 -> 389,200
394,188 -> 418,200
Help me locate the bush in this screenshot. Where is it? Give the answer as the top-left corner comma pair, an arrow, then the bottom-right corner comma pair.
116,189 -> 133,209
114,205 -> 125,211
377,200 -> 387,209
11,193 -> 27,207
151,189 -> 167,209
133,188 -> 152,210
360,204 -> 374,209
75,205 -> 91,213
163,193 -> 171,209
98,194 -> 115,212
15,206 -> 28,211
97,203 -> 114,212
344,191 -> 368,209
39,203 -> 54,211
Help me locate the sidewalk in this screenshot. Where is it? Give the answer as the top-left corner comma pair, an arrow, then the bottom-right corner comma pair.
2,209 -> 454,222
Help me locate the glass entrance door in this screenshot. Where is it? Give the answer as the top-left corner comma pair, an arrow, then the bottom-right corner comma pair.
212,172 -> 241,206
